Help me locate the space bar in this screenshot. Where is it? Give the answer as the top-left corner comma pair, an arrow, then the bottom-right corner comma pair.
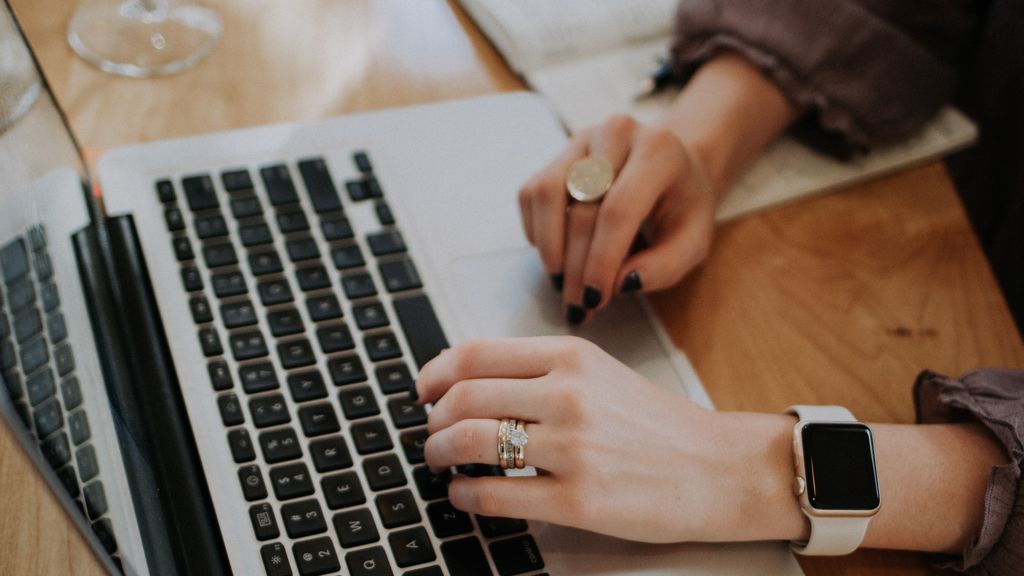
393,294 -> 449,369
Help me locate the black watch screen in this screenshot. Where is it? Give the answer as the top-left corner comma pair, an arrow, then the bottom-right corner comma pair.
801,423 -> 880,511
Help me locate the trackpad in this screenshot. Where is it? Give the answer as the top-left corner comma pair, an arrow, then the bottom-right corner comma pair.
443,247 -> 692,394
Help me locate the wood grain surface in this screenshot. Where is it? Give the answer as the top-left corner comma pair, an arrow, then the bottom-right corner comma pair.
4,1 -> 1021,574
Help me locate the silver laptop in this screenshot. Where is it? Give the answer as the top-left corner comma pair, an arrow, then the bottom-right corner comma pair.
0,3 -> 802,574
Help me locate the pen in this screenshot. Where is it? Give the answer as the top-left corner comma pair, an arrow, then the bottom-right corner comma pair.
634,57 -> 675,101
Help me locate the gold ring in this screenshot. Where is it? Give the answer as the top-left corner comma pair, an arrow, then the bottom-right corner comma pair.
511,420 -> 528,469
497,418 -> 511,470
566,156 -> 615,203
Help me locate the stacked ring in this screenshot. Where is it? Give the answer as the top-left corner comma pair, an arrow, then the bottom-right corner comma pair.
497,418 -> 529,470
497,418 -> 512,469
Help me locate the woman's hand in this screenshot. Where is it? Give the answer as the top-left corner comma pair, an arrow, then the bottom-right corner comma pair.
518,116 -> 717,325
414,336 -> 806,544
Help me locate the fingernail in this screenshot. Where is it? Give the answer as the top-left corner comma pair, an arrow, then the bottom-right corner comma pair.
408,382 -> 419,402
566,305 -> 586,325
583,286 -> 602,309
550,273 -> 564,292
620,271 -> 643,294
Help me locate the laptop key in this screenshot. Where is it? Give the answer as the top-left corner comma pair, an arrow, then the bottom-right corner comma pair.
353,301 -> 389,330
306,294 -> 342,322
345,545 -> 393,576
222,169 -> 254,192
367,230 -> 406,256
376,363 -> 412,395
258,279 -> 294,306
331,243 -> 364,270
1,238 -> 29,285
339,386 -> 380,420
249,502 -> 280,541
213,271 -> 247,298
477,516 -> 528,539
172,237 -> 195,262
322,471 -> 365,509
190,296 -> 214,323
427,500 -> 473,538
405,567 -> 442,576
317,323 -> 354,353
238,464 -> 267,501
310,436 -> 352,472
221,299 -> 257,328
207,360 -> 233,390
218,393 -> 245,426
413,466 -> 450,501
0,341 -> 14,371
293,537 -> 340,576
297,265 -> 331,291
365,332 -> 402,362
260,427 -> 303,463
298,158 -> 343,213
286,237 -> 320,262
260,164 -> 300,206
297,402 -> 341,437
230,195 -> 263,219
375,202 -> 395,226
334,507 -> 380,548
489,535 -> 544,576
345,180 -> 370,202
83,481 -> 108,520
61,377 -> 82,410
54,342 -> 75,377
351,419 -> 393,454
279,338 -> 316,369
227,428 -> 256,463
269,462 -> 314,500
68,410 -> 91,446
93,519 -> 118,555
379,258 -> 422,293
249,250 -> 283,276
40,282 -> 59,312
268,307 -> 304,336
3,369 -> 21,400
195,214 -> 229,239
27,226 -> 46,252
182,174 -> 219,211
376,489 -> 419,528
388,398 -> 426,429
342,273 -> 377,299
77,444 -> 99,482
57,466 -> 80,498
42,431 -> 71,468
230,330 -> 268,361
199,328 -> 223,357
399,428 -> 428,465
203,243 -> 238,268
321,216 -> 354,241
156,179 -> 176,203
287,370 -> 327,402
26,368 -> 55,406
281,498 -> 328,538
393,294 -> 449,369
353,151 -> 373,174
181,266 -> 204,292
239,222 -> 273,247
276,210 -> 310,234
364,454 -> 407,492
33,253 -> 52,281
47,312 -> 67,344
441,537 -> 492,576
389,526 -> 436,568
165,208 -> 185,232
327,354 -> 367,386
250,394 -> 290,428
260,543 -> 292,576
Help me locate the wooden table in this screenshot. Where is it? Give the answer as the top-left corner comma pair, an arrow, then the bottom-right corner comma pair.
4,1 -> 1022,574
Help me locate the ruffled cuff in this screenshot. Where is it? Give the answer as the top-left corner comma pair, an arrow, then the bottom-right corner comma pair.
914,369 -> 1024,574
670,0 -> 958,155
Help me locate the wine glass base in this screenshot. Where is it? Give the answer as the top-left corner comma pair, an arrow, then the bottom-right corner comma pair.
67,2 -> 222,78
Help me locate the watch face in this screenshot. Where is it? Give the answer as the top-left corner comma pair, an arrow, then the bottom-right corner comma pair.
802,423 -> 880,511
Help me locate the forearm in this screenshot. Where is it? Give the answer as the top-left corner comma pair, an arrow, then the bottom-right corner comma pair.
728,414 -> 1007,553
659,52 -> 798,202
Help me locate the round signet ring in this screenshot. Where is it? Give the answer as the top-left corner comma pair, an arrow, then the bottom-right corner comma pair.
566,156 -> 615,203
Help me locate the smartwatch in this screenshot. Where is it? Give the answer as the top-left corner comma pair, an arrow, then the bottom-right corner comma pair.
786,405 -> 880,556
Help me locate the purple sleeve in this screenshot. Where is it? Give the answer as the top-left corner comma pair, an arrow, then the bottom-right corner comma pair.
913,369 -> 1024,574
670,0 -> 973,153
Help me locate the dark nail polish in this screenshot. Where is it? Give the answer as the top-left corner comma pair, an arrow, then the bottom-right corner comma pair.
583,286 -> 602,309
408,382 -> 419,402
550,273 -> 564,292
620,271 -> 643,294
566,305 -> 586,325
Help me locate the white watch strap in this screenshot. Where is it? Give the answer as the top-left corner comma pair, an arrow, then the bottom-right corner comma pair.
785,405 -> 872,556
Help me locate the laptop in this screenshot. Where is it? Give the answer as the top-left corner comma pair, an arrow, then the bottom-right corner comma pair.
0,3 -> 803,575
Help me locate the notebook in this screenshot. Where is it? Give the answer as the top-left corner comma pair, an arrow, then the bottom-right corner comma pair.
0,3 -> 802,575
458,0 -> 978,221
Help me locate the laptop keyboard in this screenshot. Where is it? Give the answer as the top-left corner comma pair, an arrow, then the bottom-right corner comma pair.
0,227 -> 120,559
159,152 -> 545,576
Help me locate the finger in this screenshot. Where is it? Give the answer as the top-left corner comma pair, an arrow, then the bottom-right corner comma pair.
587,115 -> 634,172
424,419 -> 557,472
448,475 -> 565,523
518,182 -> 534,245
582,131 -> 684,311
426,378 -> 554,434
415,338 -> 561,404
528,136 -> 589,277
562,202 -> 599,324
616,214 -> 713,293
